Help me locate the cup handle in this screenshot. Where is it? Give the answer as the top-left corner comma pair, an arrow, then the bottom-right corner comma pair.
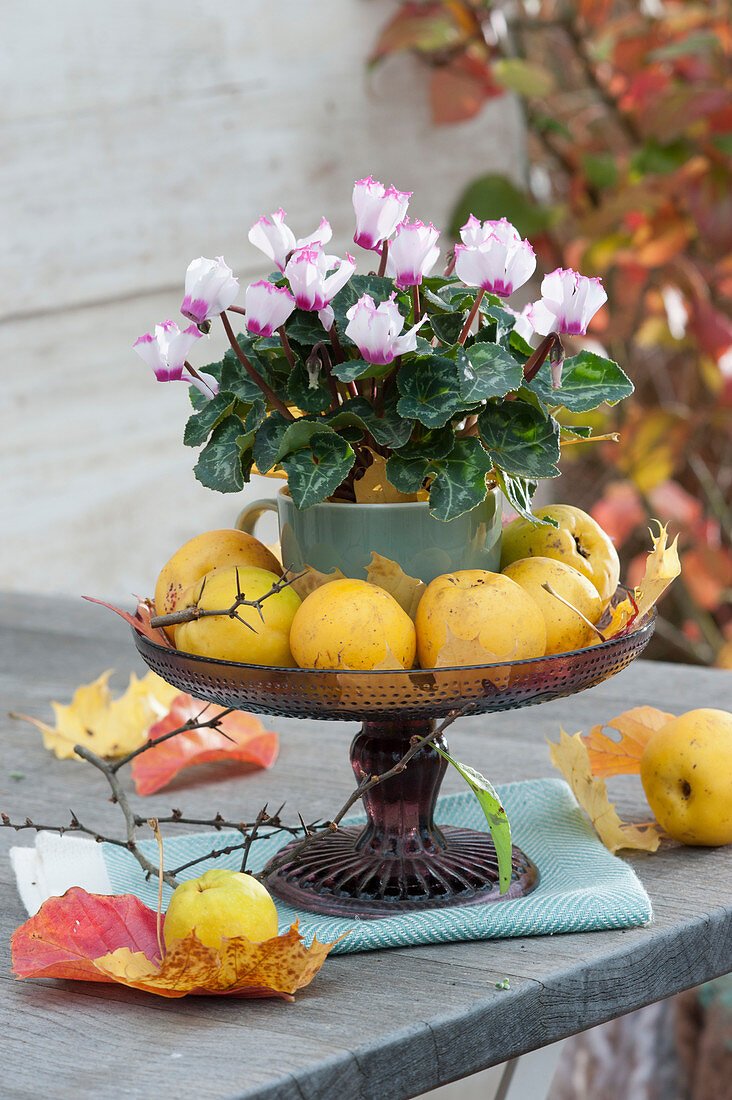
235,498 -> 277,536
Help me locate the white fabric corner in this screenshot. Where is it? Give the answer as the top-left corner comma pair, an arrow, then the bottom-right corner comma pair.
10,834 -> 113,915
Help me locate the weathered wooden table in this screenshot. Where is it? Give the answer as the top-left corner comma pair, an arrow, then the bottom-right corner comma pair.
2,593 -> 731,1100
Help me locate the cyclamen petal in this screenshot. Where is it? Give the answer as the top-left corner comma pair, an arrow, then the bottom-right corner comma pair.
248,209 -> 331,271
134,321 -> 214,397
454,221 -> 535,298
352,176 -> 412,251
386,219 -> 440,289
244,281 -> 295,338
529,268 -> 608,336
284,247 -> 355,314
181,257 -> 239,324
345,292 -> 427,366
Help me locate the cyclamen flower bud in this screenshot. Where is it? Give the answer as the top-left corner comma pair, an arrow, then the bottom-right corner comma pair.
454,218 -> 536,298
345,293 -> 428,366
284,247 -> 356,317
248,209 -> 332,272
133,321 -> 217,399
181,257 -> 239,325
529,268 -> 607,336
352,176 -> 411,251
244,281 -> 296,338
386,218 -> 441,289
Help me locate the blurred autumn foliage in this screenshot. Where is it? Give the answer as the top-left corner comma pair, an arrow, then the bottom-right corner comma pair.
371,0 -> 732,667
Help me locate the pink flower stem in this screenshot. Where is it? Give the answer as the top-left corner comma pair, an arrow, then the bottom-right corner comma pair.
443,250 -> 456,278
227,305 -> 247,316
412,284 -> 421,322
457,289 -> 485,345
277,326 -> 296,369
183,361 -> 215,395
377,241 -> 389,278
522,332 -> 562,384
220,311 -> 294,420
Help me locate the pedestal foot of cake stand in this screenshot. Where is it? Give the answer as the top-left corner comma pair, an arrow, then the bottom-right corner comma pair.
262,717 -> 539,919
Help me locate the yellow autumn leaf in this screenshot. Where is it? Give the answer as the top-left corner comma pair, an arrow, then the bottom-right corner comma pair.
548,730 -> 660,853
14,670 -> 180,760
365,552 -> 426,619
354,451 -> 423,504
287,564 -> 347,602
92,924 -> 341,1000
633,521 -> 681,622
582,706 -> 675,777
598,520 -> 681,641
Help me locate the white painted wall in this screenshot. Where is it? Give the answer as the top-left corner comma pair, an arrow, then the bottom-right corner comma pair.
3,0 -> 525,601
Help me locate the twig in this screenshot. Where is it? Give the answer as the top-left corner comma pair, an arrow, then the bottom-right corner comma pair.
72,745 -> 180,889
220,311 -> 294,421
110,706 -> 237,774
541,582 -> 607,642
149,571 -> 301,629
240,804 -> 270,873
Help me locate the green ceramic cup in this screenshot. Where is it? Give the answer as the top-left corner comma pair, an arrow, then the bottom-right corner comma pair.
236,487 -> 502,584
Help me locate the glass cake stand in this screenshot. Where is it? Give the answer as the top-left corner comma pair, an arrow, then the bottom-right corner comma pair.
134,596 -> 654,919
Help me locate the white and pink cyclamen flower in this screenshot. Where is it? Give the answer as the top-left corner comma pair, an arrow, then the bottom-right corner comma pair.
454,217 -> 536,298
133,321 -> 218,399
528,268 -> 608,336
352,176 -> 411,251
345,293 -> 428,366
244,281 -> 296,338
386,218 -> 440,288
180,256 -> 239,325
248,208 -> 332,272
284,246 -> 356,329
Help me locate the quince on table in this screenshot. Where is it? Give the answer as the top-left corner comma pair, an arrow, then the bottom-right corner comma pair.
12,884 -> 341,1000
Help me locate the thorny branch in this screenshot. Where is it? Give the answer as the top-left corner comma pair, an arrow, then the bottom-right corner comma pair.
2,697 -> 472,894
149,569 -> 302,630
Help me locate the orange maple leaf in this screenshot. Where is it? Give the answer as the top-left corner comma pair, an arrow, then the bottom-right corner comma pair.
582,706 -> 675,777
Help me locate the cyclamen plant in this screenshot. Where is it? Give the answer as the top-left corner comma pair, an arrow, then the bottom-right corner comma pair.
135,176 -> 633,523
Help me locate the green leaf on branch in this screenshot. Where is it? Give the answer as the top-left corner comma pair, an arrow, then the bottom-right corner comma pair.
183,391 -> 238,447
282,432 -> 355,509
478,400 -> 560,478
493,58 -> 555,98
397,355 -> 463,428
434,747 -> 513,895
252,414 -> 324,474
460,343 -> 524,403
393,428 -> 455,463
327,396 -> 414,450
331,358 -> 387,384
450,174 -> 553,240
525,351 -> 634,412
430,311 -> 466,346
494,469 -> 557,527
220,334 -> 287,404
384,453 -> 429,495
242,398 -> 267,435
285,309 -> 330,349
427,438 -> 494,521
287,361 -> 333,414
194,416 -> 250,493
477,303 -> 517,342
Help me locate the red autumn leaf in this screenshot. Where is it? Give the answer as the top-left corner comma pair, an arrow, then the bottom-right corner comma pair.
12,890 -> 342,999
430,52 -> 502,125
591,482 -> 646,547
680,546 -> 732,612
11,888 -> 160,981
83,595 -> 173,648
132,695 -> 278,795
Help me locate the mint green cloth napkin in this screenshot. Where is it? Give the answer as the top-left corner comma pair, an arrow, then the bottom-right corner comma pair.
101,778 -> 652,954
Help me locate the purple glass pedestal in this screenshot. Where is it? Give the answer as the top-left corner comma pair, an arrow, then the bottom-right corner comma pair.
134,591 -> 654,920
264,718 -> 537,918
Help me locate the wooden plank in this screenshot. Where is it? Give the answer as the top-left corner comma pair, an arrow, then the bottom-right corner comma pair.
1,595 -> 731,1099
